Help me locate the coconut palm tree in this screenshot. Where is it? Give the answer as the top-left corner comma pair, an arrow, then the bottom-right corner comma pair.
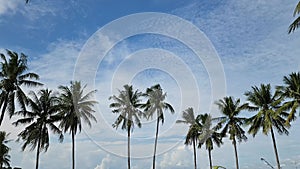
215,96 -> 248,169
197,113 -> 223,169
58,81 -> 97,169
245,84 -> 289,169
13,89 -> 63,169
142,84 -> 174,169
176,107 -> 200,169
288,1 -> 300,33
0,49 -> 42,126
109,84 -> 143,169
277,72 -> 300,123
0,131 -> 10,169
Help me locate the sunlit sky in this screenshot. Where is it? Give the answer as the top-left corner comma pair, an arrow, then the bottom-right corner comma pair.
1,0 -> 300,169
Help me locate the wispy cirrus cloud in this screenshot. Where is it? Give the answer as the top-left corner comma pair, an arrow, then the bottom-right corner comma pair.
29,39 -> 83,88
3,0 -> 300,169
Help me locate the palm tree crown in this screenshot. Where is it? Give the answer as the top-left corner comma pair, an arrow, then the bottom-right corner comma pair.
109,84 -> 143,131
0,49 -> 42,126
58,81 -> 97,134
245,84 -> 289,136
277,72 -> 300,123
13,89 -> 63,169
215,97 -> 248,142
142,84 -> 174,124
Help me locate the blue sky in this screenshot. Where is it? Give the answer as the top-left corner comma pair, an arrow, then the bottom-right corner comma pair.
1,0 -> 300,169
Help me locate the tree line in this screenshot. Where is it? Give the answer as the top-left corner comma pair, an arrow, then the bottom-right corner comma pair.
108,72 -> 300,169
0,49 -> 299,169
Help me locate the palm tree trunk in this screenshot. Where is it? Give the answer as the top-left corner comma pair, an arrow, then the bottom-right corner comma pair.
192,139 -> 197,169
35,135 -> 41,169
233,137 -> 239,169
270,127 -> 281,169
152,118 -> 160,169
72,130 -> 75,169
0,100 -> 8,126
128,129 -> 131,169
208,149 -> 213,169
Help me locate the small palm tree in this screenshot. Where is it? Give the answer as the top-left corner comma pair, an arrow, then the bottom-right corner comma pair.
13,89 -> 63,169
288,1 -> 300,33
0,131 -> 10,169
245,84 -> 289,169
277,72 -> 300,123
109,84 -> 143,169
176,107 -> 200,169
197,114 -> 223,169
215,96 -> 248,169
0,49 -> 42,126
58,81 -> 97,169
142,84 -> 174,169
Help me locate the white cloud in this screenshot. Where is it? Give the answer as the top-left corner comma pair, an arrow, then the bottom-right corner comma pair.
159,145 -> 192,169
0,0 -> 21,16
96,154 -> 115,169
30,39 -> 83,88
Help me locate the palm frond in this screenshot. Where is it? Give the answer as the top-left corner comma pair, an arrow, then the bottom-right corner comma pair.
289,16 -> 300,33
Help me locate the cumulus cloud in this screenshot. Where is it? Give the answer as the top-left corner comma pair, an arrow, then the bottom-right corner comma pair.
159,145 -> 192,169
95,155 -> 113,169
94,154 -> 140,169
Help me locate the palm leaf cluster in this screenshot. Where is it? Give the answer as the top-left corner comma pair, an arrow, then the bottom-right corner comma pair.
0,50 -> 42,126
0,131 -> 10,169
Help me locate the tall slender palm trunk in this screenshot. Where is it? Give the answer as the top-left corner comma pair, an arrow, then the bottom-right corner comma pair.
72,130 -> 75,169
192,139 -> 197,169
152,118 -> 160,169
0,99 -> 8,126
233,137 -> 239,169
36,133 -> 41,169
208,149 -> 213,169
270,127 -> 281,169
127,129 -> 131,169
